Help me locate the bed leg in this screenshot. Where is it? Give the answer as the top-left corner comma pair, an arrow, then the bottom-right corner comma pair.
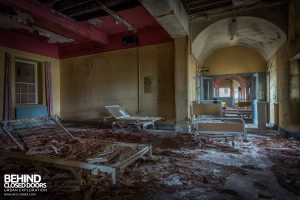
243,132 -> 249,142
199,137 -> 204,148
148,145 -> 153,157
81,170 -> 93,200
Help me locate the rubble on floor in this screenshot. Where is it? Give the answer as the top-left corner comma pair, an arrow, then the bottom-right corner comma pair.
0,124 -> 299,200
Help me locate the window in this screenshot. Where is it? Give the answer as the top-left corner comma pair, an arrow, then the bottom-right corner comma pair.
219,87 -> 231,97
15,60 -> 38,104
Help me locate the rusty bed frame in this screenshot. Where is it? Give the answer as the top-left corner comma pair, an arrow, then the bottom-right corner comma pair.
0,117 -> 151,199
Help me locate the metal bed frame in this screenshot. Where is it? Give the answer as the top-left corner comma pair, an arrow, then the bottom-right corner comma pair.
190,100 -> 248,148
191,117 -> 247,148
0,117 -> 152,199
104,105 -> 161,129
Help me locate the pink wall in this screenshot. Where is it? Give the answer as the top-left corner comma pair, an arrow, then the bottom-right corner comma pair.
1,26 -> 172,59
59,25 -> 172,58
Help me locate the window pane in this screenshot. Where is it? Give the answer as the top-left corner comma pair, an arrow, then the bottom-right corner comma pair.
28,85 -> 35,93
20,94 -> 27,104
28,94 -> 36,104
20,84 -> 27,93
15,61 -> 35,83
15,60 -> 38,105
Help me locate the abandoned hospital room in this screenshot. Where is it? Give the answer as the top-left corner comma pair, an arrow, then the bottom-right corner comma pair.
0,0 -> 300,199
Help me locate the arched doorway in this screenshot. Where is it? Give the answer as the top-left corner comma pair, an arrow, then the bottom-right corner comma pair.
191,16 -> 287,125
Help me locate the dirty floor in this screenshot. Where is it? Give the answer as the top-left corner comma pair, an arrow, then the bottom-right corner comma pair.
1,125 -> 300,200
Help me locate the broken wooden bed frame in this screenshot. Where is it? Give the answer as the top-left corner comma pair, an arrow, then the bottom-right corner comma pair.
0,117 -> 151,199
190,100 -> 248,147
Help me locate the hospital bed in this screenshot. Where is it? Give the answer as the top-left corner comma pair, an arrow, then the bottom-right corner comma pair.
104,105 -> 161,129
190,100 -> 248,148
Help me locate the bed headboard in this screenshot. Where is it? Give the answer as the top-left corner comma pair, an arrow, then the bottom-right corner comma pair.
190,103 -> 222,117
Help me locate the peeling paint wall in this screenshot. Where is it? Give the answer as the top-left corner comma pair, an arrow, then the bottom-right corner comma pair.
188,56 -> 197,100
188,51 -> 198,117
0,46 -> 60,121
268,44 -> 300,132
174,37 -> 188,129
267,0 -> 300,132
268,42 -> 290,129
202,46 -> 267,76
60,42 -> 175,122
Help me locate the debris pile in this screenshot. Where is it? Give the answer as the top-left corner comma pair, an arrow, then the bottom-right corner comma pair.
0,122 -> 299,199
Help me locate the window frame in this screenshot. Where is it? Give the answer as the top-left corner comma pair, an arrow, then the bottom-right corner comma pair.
15,59 -> 38,105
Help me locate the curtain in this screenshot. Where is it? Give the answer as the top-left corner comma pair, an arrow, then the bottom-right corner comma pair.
45,61 -> 53,118
3,53 -> 12,121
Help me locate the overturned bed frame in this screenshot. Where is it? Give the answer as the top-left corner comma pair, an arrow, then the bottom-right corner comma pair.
190,101 -> 248,147
0,117 -> 151,199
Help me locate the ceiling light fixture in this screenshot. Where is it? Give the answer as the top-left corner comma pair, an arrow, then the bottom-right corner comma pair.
32,25 -> 74,43
114,19 -> 120,25
95,0 -> 137,33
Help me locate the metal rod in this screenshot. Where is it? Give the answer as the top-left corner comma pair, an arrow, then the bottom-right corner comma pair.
0,124 -> 25,151
51,118 -> 75,139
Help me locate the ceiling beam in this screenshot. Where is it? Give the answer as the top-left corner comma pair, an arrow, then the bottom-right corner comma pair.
0,0 -> 108,45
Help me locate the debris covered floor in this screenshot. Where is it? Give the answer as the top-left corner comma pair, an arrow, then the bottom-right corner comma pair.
1,125 -> 300,200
